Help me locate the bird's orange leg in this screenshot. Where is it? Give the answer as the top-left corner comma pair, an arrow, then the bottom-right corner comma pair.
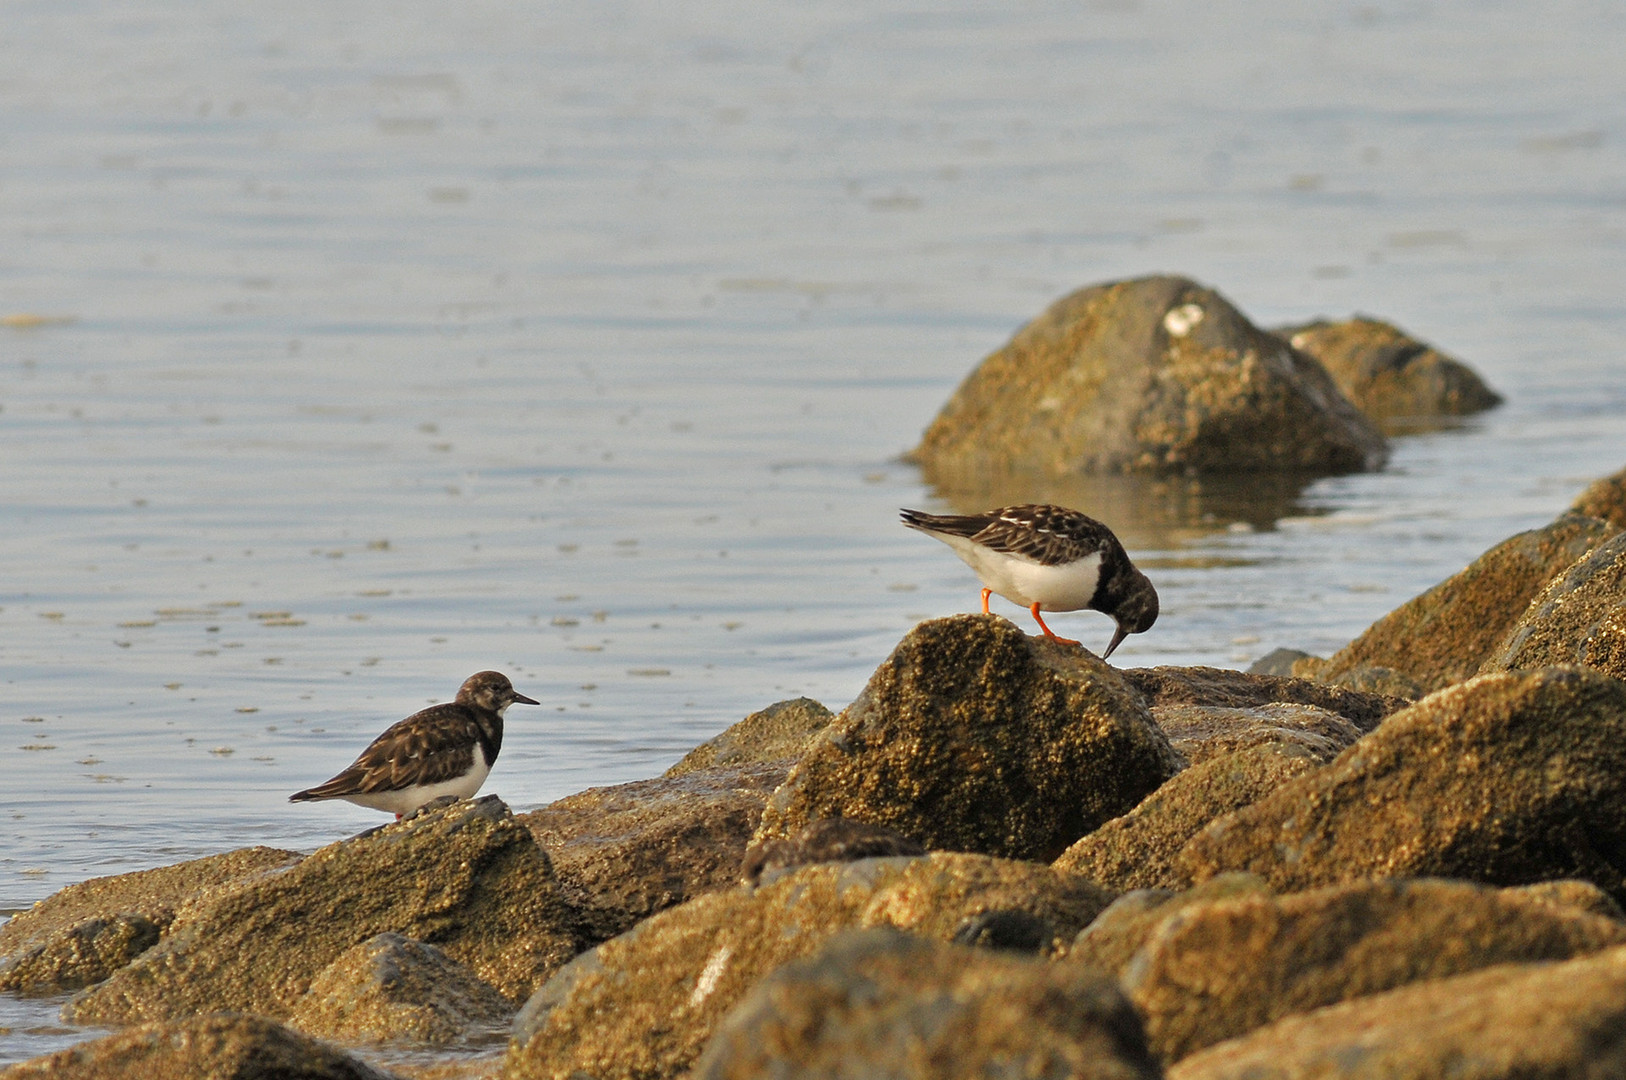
1030,603 -> 1079,646
981,587 -> 992,614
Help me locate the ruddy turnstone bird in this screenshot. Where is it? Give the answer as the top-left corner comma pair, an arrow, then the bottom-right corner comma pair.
289,670 -> 538,819
900,503 -> 1158,658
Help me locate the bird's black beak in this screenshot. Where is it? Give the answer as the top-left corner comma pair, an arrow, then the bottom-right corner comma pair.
513,693 -> 540,706
1102,624 -> 1129,660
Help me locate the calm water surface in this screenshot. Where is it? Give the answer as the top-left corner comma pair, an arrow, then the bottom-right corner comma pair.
4,0 -> 1626,1060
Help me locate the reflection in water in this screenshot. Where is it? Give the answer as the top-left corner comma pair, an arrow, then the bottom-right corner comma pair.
914,465 -> 1326,552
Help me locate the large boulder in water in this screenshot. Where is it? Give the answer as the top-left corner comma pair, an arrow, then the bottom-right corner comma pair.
910,275 -> 1386,480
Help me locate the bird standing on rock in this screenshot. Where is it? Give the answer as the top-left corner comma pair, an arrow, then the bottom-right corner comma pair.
900,503 -> 1159,658
289,670 -> 538,819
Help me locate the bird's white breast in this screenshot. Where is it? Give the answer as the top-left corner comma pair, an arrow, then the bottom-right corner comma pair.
342,751 -> 492,816
938,534 -> 1103,611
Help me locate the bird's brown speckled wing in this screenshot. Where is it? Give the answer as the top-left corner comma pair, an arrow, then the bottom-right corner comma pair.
902,504 -> 1115,567
293,704 -> 481,798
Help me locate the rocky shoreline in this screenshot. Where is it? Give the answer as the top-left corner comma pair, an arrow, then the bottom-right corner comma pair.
6,279 -> 1625,1079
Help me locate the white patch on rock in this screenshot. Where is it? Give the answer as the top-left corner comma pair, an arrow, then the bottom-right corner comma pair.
1163,303 -> 1205,338
688,943 -> 732,1008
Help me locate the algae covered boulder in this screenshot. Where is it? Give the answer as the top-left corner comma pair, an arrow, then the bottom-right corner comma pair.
1295,512 -> 1619,693
1178,667 -> 1626,898
1480,529 -> 1626,680
1124,877 -> 1626,1062
1274,316 -> 1501,425
0,1011 -> 400,1080
521,761 -> 786,945
65,797 -> 577,1027
691,928 -> 1161,1080
285,932 -> 516,1046
504,852 -> 1115,1080
911,275 -> 1386,480
1167,946 -> 1626,1079
753,614 -> 1182,862
0,847 -> 300,995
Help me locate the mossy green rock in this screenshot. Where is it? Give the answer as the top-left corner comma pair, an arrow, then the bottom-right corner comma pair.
0,1011 -> 400,1080
911,275 -> 1386,479
1481,530 -> 1626,680
1178,667 -> 1626,898
1167,946 -> 1626,1080
1274,316 -> 1501,425
65,797 -> 577,1027
753,615 -> 1182,862
521,762 -> 786,946
1296,512 -> 1620,693
1125,877 -> 1626,1063
504,852 -> 1116,1080
690,928 -> 1160,1080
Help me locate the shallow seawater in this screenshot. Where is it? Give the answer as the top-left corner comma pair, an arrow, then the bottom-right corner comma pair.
4,0 -> 1626,1065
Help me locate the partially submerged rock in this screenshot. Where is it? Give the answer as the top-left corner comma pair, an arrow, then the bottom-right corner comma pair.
753,615 -> 1182,862
911,275 -> 1386,480
690,928 -> 1161,1080
505,853 -> 1115,1080
520,762 -> 785,945
1178,667 -> 1626,899
0,1011 -> 400,1080
66,797 -> 577,1027
285,932 -> 516,1046
1168,946 -> 1626,1079
663,697 -> 832,777
1480,529 -> 1626,680
0,847 -> 300,995
1295,512 -> 1620,693
1274,316 -> 1501,425
1124,877 -> 1626,1062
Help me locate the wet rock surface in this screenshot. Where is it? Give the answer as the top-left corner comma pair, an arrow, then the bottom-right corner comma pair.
504,852 -> 1115,1080
1179,666 -> 1626,899
1274,316 -> 1501,425
911,275 -> 1386,480
520,761 -> 786,945
1124,876 -> 1626,1062
64,796 -> 577,1027
0,1011 -> 401,1080
690,928 -> 1161,1080
1295,512 -> 1620,693
755,614 -> 1182,862
1167,946 -> 1626,1080
1480,528 -> 1626,680
285,932 -> 516,1046
0,847 -> 301,995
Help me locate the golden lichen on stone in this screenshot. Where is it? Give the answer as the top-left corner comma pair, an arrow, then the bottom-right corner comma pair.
1570,464 -> 1626,530
753,615 -> 1183,863
1481,530 -> 1626,680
